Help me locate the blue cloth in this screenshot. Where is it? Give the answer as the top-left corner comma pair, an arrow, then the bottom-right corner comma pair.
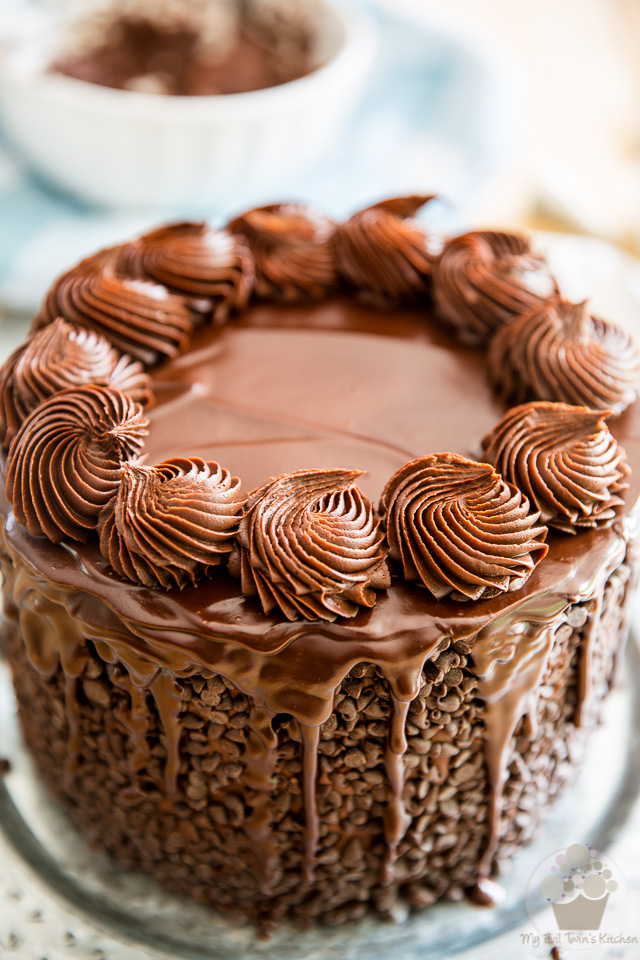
0,3 -> 521,315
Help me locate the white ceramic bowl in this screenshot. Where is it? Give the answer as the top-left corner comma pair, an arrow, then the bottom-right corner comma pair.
0,1 -> 377,210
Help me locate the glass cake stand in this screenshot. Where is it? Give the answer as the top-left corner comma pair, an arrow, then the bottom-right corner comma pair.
2,234 -> 640,960
0,637 -> 639,960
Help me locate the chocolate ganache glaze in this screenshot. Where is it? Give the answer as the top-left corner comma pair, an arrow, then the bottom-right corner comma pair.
3,199 -> 640,923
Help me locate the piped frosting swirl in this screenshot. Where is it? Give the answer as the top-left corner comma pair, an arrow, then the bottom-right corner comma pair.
380,453 -> 548,601
432,231 -> 556,344
0,318 -> 152,451
234,468 -> 390,621
488,298 -> 640,413
118,222 -> 255,323
34,250 -> 196,367
228,204 -> 337,300
333,196 -> 435,302
482,401 -> 628,533
6,385 -> 148,544
99,458 -> 244,589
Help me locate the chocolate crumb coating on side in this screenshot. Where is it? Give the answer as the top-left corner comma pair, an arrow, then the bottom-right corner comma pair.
3,542 -> 636,924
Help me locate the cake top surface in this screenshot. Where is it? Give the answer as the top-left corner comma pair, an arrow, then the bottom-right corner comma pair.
143,296 -> 505,496
1,197 -> 640,700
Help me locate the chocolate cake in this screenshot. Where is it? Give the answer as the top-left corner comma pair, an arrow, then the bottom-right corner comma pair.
1,198 -> 640,928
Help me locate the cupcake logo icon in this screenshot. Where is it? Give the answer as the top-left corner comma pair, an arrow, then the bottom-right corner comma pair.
524,843 -> 636,951
540,844 -> 616,931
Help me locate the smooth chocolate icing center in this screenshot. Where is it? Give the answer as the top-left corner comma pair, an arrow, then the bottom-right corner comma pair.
144,297 -> 506,498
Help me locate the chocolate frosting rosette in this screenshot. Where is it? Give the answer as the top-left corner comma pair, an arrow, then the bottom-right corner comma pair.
432,230 -> 556,344
482,401 -> 628,533
333,195 -> 435,302
99,457 -> 244,589
0,318 -> 152,450
228,203 -> 338,300
233,468 -> 390,621
488,298 -> 640,413
5,385 -> 148,543
118,222 -> 255,323
34,249 -> 196,367
380,453 -> 548,601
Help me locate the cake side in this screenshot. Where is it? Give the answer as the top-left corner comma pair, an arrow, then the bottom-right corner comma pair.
1,503 -> 638,922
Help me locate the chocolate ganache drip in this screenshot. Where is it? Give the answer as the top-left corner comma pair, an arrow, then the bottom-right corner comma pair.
333,195 -> 435,302
99,458 -> 244,589
482,402 -> 628,534
380,453 -> 548,600
6,385 -> 148,544
118,222 -> 255,323
0,318 -> 152,451
33,249 -> 196,367
432,231 -> 556,344
227,204 -> 337,300
487,298 -> 640,413
233,468 -> 390,621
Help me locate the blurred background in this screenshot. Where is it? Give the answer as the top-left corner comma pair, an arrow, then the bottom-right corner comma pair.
0,0 -> 640,317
